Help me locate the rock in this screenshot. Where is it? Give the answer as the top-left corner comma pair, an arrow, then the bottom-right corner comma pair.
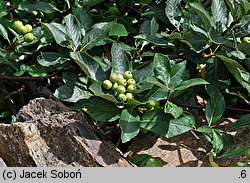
125,132 -> 211,167
0,98 -> 131,167
0,157 -> 7,167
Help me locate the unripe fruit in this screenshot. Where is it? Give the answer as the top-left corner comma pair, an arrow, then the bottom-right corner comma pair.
31,11 -> 38,16
117,74 -> 124,81
116,85 -> 126,94
123,71 -> 133,79
108,6 -> 120,15
118,79 -> 127,86
17,26 -> 27,35
112,82 -> 118,90
242,36 -> 250,43
127,78 -> 136,85
118,94 -> 127,102
25,24 -> 33,33
127,84 -> 136,93
126,93 -> 133,100
102,80 -> 112,90
109,72 -> 118,83
246,150 -> 250,160
13,20 -> 24,31
24,33 -> 35,42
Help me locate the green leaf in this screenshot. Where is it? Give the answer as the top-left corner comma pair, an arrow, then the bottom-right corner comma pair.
129,154 -> 162,167
79,0 -> 105,7
217,55 -> 250,91
140,110 -> 195,138
53,83 -> 92,103
37,52 -> 69,67
146,77 -> 168,90
164,101 -> 183,118
189,2 -> 214,30
146,86 -> 168,101
82,21 -> 115,50
70,51 -> 108,81
0,111 -> 9,118
42,22 -> 68,47
64,14 -> 82,49
153,53 -> 171,86
196,125 -> 213,135
211,0 -> 228,28
89,82 -> 119,103
0,23 -> 9,43
174,78 -> 209,91
72,6 -> 92,31
205,87 -> 225,126
109,23 -> 128,37
165,0 -> 181,28
228,114 -> 250,131
219,146 -> 249,158
119,109 -> 141,143
169,61 -> 187,89
205,58 -> 230,90
80,97 -> 121,122
18,1 -> 60,13
212,129 -> 224,154
111,42 -> 131,75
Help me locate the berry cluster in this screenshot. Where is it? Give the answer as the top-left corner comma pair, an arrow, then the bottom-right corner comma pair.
102,71 -> 137,102
13,20 -> 35,42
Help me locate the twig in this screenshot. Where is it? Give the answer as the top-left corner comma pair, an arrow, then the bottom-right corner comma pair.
0,6 -> 18,14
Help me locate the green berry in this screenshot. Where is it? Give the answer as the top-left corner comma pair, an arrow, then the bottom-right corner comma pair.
118,94 -> 127,102
13,20 -> 24,31
127,78 -> 136,85
109,72 -> 118,83
242,37 -> 250,43
116,85 -> 126,94
108,6 -> 120,15
24,33 -> 35,42
117,74 -> 124,81
18,26 -> 27,35
246,150 -> 250,160
31,11 -> 38,16
102,80 -> 112,90
112,82 -> 118,90
123,71 -> 133,79
126,93 -> 133,100
127,84 -> 136,93
118,79 -> 127,86
25,24 -> 33,33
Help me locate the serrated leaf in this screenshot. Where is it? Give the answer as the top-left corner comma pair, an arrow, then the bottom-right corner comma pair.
228,114 -> 250,131
164,101 -> 183,118
174,78 -> 209,91
80,97 -> 121,122
119,109 -> 141,143
205,87 -> 226,126
140,110 -> 195,138
111,42 -> 131,75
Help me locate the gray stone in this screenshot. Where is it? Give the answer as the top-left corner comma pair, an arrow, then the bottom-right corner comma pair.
0,98 -> 132,167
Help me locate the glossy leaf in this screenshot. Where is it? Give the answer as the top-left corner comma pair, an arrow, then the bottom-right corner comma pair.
140,110 -> 195,138
111,43 -> 131,75
219,146 -> 249,158
212,129 -> 224,154
211,0 -> 228,28
18,1 -> 60,13
174,78 -> 209,91
119,109 -> 141,143
37,52 -> 69,67
205,87 -> 226,126
80,97 -> 121,122
80,0 -> 105,7
129,154 -> 162,167
0,23 -> 9,43
109,23 -> 128,37
228,114 -> 250,131
164,101 -> 183,118
165,0 -> 181,28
